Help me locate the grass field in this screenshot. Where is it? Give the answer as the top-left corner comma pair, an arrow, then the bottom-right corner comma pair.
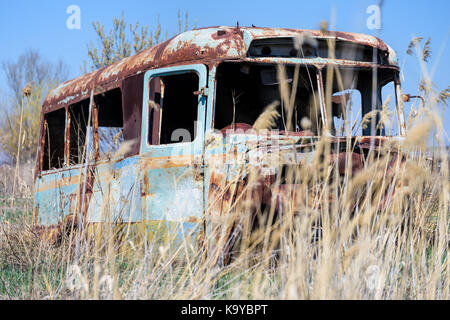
0,50 -> 448,300
0,118 -> 448,300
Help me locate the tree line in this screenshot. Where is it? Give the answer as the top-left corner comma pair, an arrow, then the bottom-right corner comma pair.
0,10 -> 191,165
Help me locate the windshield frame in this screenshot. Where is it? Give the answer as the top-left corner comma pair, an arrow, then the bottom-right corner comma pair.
317,65 -> 403,138
215,59 -> 404,138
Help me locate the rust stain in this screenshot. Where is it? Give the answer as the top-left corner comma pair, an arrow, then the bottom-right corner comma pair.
140,154 -> 197,170
92,103 -> 100,161
34,25 -> 404,262
39,120 -> 47,172
140,172 -> 150,197
188,216 -> 198,223
41,26 -> 396,111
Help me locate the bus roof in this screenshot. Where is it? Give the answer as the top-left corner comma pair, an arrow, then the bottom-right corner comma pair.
43,26 -> 398,110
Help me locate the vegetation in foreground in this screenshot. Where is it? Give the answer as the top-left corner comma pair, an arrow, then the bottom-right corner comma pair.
0,13 -> 448,300
0,73 -> 448,300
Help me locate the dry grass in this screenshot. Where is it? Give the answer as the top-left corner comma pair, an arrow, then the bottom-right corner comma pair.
0,131 -> 447,300
0,39 -> 448,301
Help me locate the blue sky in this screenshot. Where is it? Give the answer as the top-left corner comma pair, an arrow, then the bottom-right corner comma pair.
0,0 -> 449,141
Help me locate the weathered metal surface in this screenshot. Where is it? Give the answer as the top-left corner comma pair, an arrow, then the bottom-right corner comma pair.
121,73 -> 144,157
202,131 -> 402,260
34,27 -> 404,261
42,26 -> 398,110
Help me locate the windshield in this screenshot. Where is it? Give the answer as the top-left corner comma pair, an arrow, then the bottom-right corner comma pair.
214,62 -> 399,137
322,67 -> 398,137
214,62 -> 322,135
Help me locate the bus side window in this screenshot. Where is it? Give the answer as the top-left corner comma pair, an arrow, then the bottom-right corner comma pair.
67,88 -> 125,164
148,77 -> 162,145
68,99 -> 91,165
42,108 -> 66,171
95,88 -> 124,160
148,72 -> 199,145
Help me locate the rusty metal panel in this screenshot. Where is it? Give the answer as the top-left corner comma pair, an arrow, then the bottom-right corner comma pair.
32,27 -> 404,255
34,165 -> 85,227
121,73 -> 144,157
86,156 -> 141,223
41,27 -> 398,111
136,64 -> 208,242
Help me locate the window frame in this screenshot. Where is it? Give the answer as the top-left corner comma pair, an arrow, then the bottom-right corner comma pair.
149,73 -> 200,146
40,107 -> 67,172
40,85 -> 128,173
140,64 -> 208,156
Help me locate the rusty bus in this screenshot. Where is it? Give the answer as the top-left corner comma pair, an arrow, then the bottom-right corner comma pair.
33,26 -> 407,260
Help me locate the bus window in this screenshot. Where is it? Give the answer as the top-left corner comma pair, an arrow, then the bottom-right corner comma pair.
148,72 -> 199,145
42,108 -> 66,171
95,88 -> 124,159
68,99 -> 91,165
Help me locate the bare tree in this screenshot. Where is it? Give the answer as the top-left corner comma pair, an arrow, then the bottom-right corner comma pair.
82,10 -> 192,156
83,10 -> 191,71
0,49 -> 69,164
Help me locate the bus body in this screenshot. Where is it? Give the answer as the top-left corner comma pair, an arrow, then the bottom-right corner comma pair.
33,26 -> 405,255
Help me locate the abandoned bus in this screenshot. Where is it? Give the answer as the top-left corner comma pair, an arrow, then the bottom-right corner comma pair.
33,26 -> 406,259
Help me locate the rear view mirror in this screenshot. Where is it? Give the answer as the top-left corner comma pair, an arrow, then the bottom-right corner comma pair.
331,92 -> 351,118
401,94 -> 411,102
401,93 -> 424,105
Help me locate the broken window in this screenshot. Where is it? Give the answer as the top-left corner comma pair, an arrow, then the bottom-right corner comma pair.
331,89 -> 362,136
322,67 -> 397,136
68,99 -> 92,165
95,88 -> 124,159
42,108 -> 66,171
148,72 -> 199,145
68,87 -> 124,165
381,80 -> 399,136
248,38 -> 389,64
214,62 -> 320,134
